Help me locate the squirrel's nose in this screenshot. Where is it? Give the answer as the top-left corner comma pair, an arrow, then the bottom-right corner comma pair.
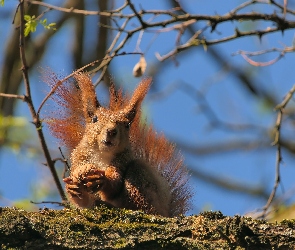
107,128 -> 117,137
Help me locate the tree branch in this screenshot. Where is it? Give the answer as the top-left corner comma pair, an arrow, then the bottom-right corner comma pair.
258,84 -> 295,218
18,0 -> 66,202
1,207 -> 295,249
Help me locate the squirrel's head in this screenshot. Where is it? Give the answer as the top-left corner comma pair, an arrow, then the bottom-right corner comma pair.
74,73 -> 152,155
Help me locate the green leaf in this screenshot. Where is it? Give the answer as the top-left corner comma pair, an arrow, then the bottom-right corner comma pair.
24,25 -> 31,37
40,18 -> 47,25
23,15 -> 56,36
24,15 -> 31,21
24,15 -> 37,37
24,14 -> 35,22
0,0 -> 5,7
40,19 -> 56,31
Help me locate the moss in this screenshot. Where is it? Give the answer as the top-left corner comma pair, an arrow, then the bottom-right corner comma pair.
1,206 -> 295,249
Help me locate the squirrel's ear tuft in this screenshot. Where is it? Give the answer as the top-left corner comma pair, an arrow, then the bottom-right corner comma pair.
73,72 -> 100,122
124,77 -> 152,122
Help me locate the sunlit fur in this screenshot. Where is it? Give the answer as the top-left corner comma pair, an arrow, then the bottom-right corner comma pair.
43,70 -> 192,217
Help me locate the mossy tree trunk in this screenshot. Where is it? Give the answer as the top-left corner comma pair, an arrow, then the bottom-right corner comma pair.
0,206 -> 294,249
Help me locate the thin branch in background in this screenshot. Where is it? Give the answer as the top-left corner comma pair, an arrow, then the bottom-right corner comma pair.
106,19 -> 129,55
18,0 -> 67,202
12,2 -> 21,25
25,0 -> 131,17
92,18 -> 130,86
271,184 -> 295,210
240,53 -> 283,67
190,167 -> 269,199
257,184 -> 295,220
258,84 -> 295,219
135,26 -> 145,52
98,22 -> 127,33
1,0 -> 83,117
93,66 -> 108,87
0,93 -> 25,100
88,52 -> 143,86
30,200 -> 65,206
127,0 -> 147,28
109,0 -> 128,14
233,46 -> 295,67
234,47 -> 293,57
275,84 -> 295,110
174,139 -> 271,156
258,110 -> 283,219
25,0 -> 295,54
58,147 -> 70,179
156,26 -> 283,61
284,0 -> 288,17
33,6 -> 51,22
39,52 -> 142,112
149,81 -> 267,133
229,0 -> 259,15
271,0 -> 295,15
135,15 -> 159,54
20,0 -> 295,72
37,59 -> 100,116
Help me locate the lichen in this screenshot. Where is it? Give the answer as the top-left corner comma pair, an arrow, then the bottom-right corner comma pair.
1,206 -> 295,249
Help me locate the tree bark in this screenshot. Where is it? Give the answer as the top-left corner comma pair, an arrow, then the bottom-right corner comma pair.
0,206 -> 294,249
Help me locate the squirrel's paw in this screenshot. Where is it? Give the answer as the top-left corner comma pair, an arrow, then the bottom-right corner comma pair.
63,177 -> 83,199
82,169 -> 105,193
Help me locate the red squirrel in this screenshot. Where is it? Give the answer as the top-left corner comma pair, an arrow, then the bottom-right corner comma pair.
44,70 -> 192,217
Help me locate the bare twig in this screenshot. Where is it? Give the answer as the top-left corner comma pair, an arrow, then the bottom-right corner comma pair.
37,59 -> 100,116
234,46 -> 295,57
275,84 -> 295,110
270,0 -> 295,15
149,81 -> 267,132
190,167 -> 269,199
259,84 -> 295,218
240,53 -> 283,67
25,0 -> 131,17
174,139 -> 270,156
88,52 -> 143,86
127,0 -> 147,28
228,0 -> 260,15
106,19 -> 129,54
58,147 -> 70,179
283,0 -> 287,17
58,147 -> 70,170
30,200 -> 65,206
156,26 -> 284,61
0,93 -> 25,100
233,46 -> 295,66
38,51 -> 143,112
23,0 -> 295,66
18,0 -> 67,202
259,110 -> 283,218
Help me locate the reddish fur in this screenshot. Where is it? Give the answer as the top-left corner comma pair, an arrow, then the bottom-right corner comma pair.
42,69 -> 85,151
109,82 -> 192,215
43,70 -> 192,216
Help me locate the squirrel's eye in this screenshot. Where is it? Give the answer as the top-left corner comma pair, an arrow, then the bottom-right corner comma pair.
92,115 -> 98,123
125,122 -> 131,129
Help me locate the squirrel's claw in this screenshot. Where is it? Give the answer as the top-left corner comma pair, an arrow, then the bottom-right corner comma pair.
82,169 -> 105,193
85,169 -> 105,177
63,177 -> 83,198
85,180 -> 102,193
67,188 -> 82,199
63,176 -> 73,184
